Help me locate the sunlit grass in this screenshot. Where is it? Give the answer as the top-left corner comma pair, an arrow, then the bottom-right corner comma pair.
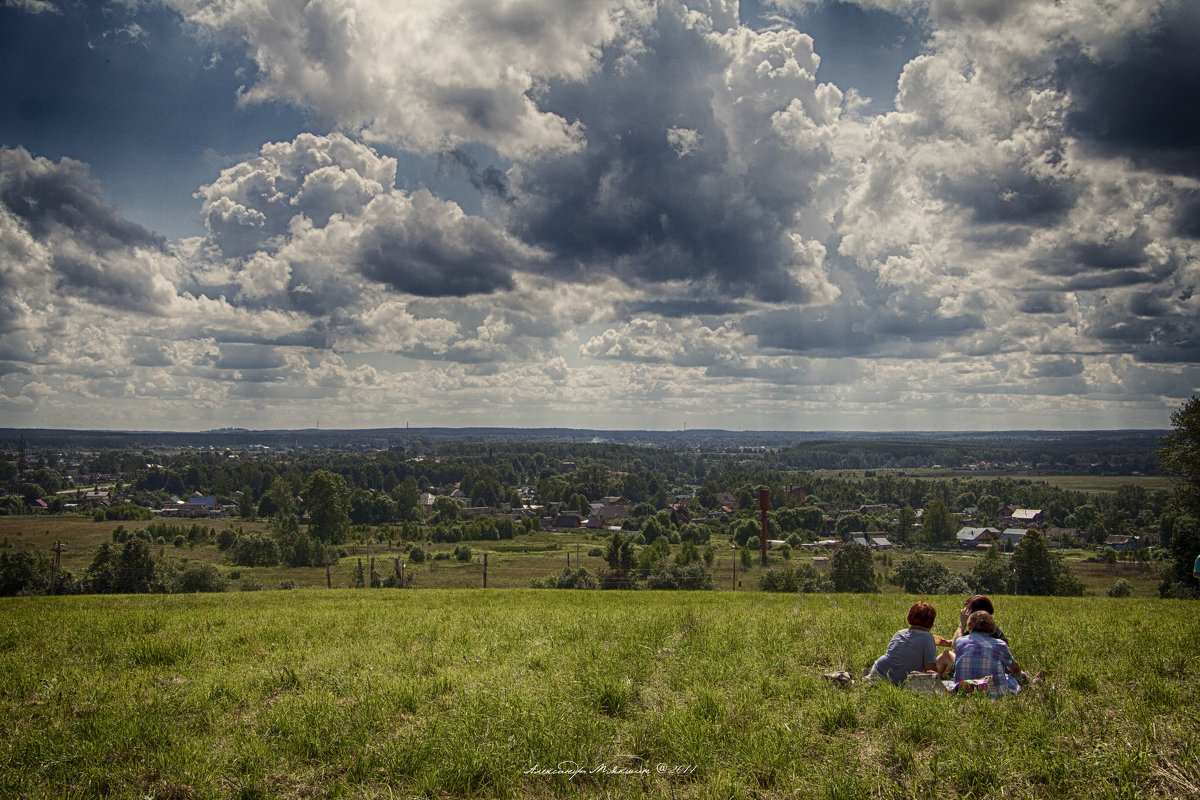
2,590 -> 1198,798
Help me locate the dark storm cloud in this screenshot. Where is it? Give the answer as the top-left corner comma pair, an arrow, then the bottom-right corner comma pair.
212,345 -> 288,371
440,148 -> 511,200
1019,292 -> 1069,314
0,147 -> 161,252
1172,189 -> 1200,238
505,8 -> 834,304
744,308 -> 880,355
1029,230 -> 1156,288
1087,297 -> 1200,363
624,298 -> 750,317
934,166 -> 1077,227
1029,357 -> 1084,379
744,292 -> 983,357
353,201 -> 519,297
1059,1 -> 1200,177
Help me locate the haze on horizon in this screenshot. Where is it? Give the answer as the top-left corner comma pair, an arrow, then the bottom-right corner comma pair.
1,0 -> 1198,434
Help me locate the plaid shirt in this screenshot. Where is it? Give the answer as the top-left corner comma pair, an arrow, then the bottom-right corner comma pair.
954,632 -> 1014,687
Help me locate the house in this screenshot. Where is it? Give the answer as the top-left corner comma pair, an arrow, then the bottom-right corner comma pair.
184,496 -> 219,517
1002,528 -> 1028,547
783,485 -> 807,504
1044,527 -> 1081,547
956,527 -> 999,548
868,534 -> 892,550
553,514 -> 582,529
858,504 -> 890,516
1105,534 -> 1138,552
1010,509 -> 1043,526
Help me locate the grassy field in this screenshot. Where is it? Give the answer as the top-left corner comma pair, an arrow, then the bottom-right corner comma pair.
2,590 -> 1197,799
809,470 -> 1176,493
0,515 -> 1166,598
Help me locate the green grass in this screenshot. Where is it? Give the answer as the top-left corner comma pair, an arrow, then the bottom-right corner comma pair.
2,591 -> 1198,799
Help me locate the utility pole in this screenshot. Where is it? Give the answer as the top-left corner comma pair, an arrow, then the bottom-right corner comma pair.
51,539 -> 64,595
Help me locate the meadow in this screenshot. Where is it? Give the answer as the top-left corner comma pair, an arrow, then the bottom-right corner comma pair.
2,590 -> 1198,799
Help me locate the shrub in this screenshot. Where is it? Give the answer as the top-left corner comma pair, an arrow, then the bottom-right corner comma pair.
1107,578 -> 1133,598
532,567 -> 597,589
588,547 -> 603,557
173,535 -> 186,548
890,553 -> 969,595
174,563 -> 228,593
240,577 -> 263,591
408,546 -> 426,563
229,532 -> 281,567
278,579 -> 298,590
760,563 -> 831,593
453,544 -> 472,562
830,542 -> 878,593
644,561 -> 714,590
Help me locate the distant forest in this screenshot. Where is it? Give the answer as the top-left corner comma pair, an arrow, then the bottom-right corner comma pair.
0,427 -> 1166,476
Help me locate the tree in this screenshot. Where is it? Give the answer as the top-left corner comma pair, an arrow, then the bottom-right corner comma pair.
303,470 -> 351,544
1159,515 -> 1200,598
830,542 -> 878,593
921,499 -> 956,546
967,545 -> 1012,595
1011,530 -> 1083,596
1159,397 -> 1200,597
889,553 -> 968,595
601,532 -> 636,589
432,495 -> 460,524
890,506 -> 918,547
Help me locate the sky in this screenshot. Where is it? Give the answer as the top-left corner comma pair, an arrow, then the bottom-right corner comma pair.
1,0 -> 1198,433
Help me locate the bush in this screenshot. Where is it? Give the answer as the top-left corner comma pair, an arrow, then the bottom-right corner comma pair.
760,563 -> 832,593
174,563 -> 228,593
453,544 -> 472,562
101,504 -> 153,522
588,547 -> 603,557
408,546 -> 426,563
644,561 -> 714,590
240,577 -> 263,591
229,532 -> 281,567
830,542 -> 878,593
890,553 -> 969,595
278,579 -> 298,590
1107,578 -> 1133,598
532,567 -> 597,589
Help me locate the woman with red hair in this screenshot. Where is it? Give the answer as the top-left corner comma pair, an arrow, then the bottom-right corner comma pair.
866,602 -> 944,685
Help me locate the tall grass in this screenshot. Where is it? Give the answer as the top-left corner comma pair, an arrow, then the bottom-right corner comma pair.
1,590 -> 1197,798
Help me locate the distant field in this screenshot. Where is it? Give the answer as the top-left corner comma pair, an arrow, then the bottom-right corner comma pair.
810,469 -> 1177,493
2,591 -> 1197,799
0,515 -> 1165,598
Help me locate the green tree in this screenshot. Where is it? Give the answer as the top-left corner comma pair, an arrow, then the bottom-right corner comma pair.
967,545 -> 1012,595
1011,530 -> 1083,596
890,506 -> 918,547
1159,396 -> 1200,597
921,499 -> 956,546
601,533 -> 636,589
304,470 -> 351,544
432,495 -> 460,524
889,553 -> 968,594
830,542 -> 878,593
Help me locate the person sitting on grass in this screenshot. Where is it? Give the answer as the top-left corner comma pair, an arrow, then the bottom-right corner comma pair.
865,602 -> 950,685
935,594 -> 1008,677
953,610 -> 1021,695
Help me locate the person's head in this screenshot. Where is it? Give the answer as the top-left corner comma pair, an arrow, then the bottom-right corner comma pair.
907,601 -> 936,629
964,595 -> 994,615
966,610 -> 998,636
